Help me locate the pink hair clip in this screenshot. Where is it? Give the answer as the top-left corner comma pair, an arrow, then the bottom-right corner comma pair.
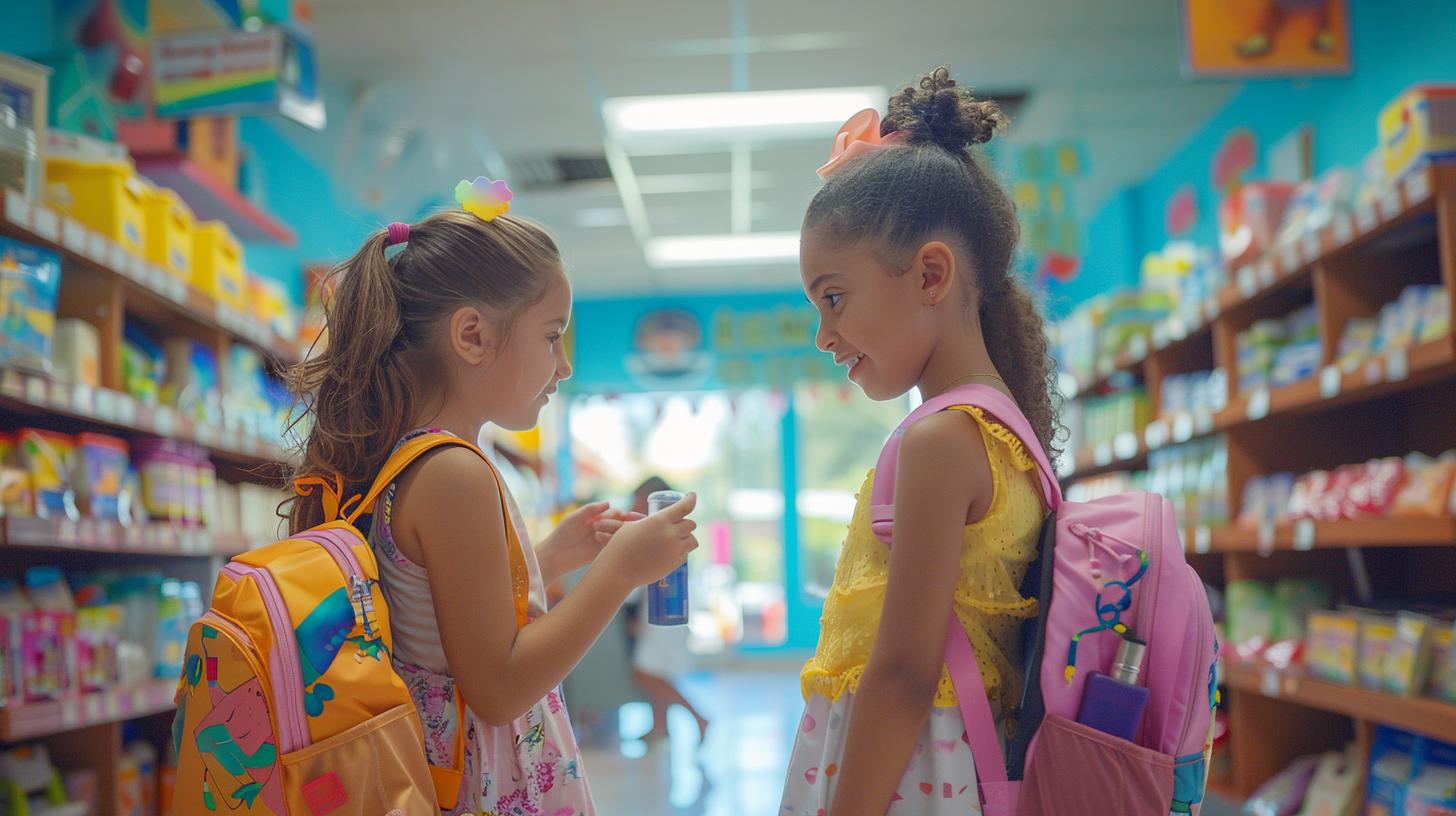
816,109 -> 905,179
384,222 -> 410,247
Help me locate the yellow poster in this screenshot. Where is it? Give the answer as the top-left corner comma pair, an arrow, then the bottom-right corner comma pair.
1181,0 -> 1351,77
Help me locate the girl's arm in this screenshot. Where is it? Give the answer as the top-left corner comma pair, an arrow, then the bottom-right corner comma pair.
395,448 -> 697,726
534,502 -> 642,587
827,409 -> 995,816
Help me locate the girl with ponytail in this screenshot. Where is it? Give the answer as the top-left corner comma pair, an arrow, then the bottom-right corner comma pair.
286,202 -> 698,815
785,68 -> 1061,816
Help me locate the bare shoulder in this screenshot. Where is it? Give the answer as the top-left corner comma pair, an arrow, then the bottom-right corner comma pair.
405,445 -> 501,500
897,408 -> 994,520
899,408 -> 988,467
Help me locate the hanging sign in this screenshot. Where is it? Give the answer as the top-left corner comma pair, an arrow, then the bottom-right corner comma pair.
1180,0 -> 1351,78
151,24 -> 325,129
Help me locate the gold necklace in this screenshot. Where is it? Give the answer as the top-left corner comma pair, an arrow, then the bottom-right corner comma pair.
936,372 -> 1006,396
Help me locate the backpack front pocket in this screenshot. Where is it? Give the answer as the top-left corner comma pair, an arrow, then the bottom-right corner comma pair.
1019,714 -> 1175,816
280,703 -> 439,816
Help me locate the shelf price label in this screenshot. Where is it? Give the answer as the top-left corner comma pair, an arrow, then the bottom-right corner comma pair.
24,376 -> 46,406
61,699 -> 80,729
107,243 -> 130,276
1300,232 -> 1321,263
1293,519 -> 1316,551
1172,413 -> 1195,444
1246,387 -> 1271,421
1379,189 -> 1403,221
1333,215 -> 1354,246
1261,667 -> 1282,698
62,219 -> 88,254
72,384 -> 94,417
48,380 -> 71,411
1237,266 -> 1258,298
4,193 -> 30,228
115,395 -> 138,426
1257,521 -> 1276,556
1385,347 -> 1409,382
1152,322 -> 1171,350
1280,244 -> 1300,274
1113,431 -> 1140,460
1093,442 -> 1114,467
1128,333 -> 1149,362
1194,525 -> 1212,555
1145,420 -> 1169,450
1319,365 -> 1343,399
1194,409 -> 1214,436
86,232 -> 109,264
0,369 -> 24,400
1355,204 -> 1377,233
1405,171 -> 1431,203
1168,317 -> 1189,342
32,207 -> 59,242
154,406 -> 176,437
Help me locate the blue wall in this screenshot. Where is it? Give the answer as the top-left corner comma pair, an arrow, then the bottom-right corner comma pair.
1094,0 -> 1456,279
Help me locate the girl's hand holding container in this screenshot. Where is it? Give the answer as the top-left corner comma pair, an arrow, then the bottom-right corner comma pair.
597,491 -> 699,595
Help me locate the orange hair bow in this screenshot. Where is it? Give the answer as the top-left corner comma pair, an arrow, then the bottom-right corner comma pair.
816,109 -> 906,179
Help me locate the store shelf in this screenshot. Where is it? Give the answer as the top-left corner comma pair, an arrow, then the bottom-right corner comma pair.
1203,517 -> 1456,553
135,157 -> 298,247
0,189 -> 300,365
0,368 -> 286,466
0,680 -> 176,742
3,516 -> 256,557
1223,661 -> 1456,744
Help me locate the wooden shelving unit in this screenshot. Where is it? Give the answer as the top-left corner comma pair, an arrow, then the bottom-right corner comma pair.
0,187 -> 298,815
1059,162 -> 1456,803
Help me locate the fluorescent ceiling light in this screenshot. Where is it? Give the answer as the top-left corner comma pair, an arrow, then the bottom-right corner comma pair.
603,87 -> 884,143
645,232 -> 800,268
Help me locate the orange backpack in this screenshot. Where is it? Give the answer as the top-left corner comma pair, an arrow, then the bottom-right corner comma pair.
171,434 -> 523,815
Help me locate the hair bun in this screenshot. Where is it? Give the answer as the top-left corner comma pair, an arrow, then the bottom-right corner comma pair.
883,66 -> 1009,154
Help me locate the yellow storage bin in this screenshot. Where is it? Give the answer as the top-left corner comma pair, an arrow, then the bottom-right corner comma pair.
142,186 -> 195,281
44,158 -> 148,255
193,221 -> 247,312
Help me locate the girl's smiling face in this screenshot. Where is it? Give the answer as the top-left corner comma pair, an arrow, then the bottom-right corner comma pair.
801,232 -> 941,401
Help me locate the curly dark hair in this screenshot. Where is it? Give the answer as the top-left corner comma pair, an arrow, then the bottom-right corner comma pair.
803,66 -> 1061,462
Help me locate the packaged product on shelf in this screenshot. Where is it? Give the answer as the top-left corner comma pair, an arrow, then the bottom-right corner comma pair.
72,432 -> 129,521
0,745 -> 92,816
1385,612 -> 1443,698
1219,182 -> 1297,271
121,324 -> 165,407
116,747 -> 142,816
155,579 -> 188,678
1405,738 -> 1456,815
1429,623 -> 1454,702
140,185 -> 195,281
131,439 -> 196,523
1359,614 -> 1399,692
214,480 -> 241,537
1378,84 -> 1456,184
1366,727 -> 1417,816
1293,744 -> 1362,816
111,572 -> 162,680
21,566 -> 75,702
1276,167 -> 1357,248
0,101 -> 40,201
1241,753 -> 1319,816
44,158 -> 149,255
18,428 -> 78,520
1389,452 -> 1456,518
62,766 -> 100,816
73,603 -> 122,692
161,338 -> 222,426
1344,457 -> 1405,519
0,236 -> 62,375
1273,578 -> 1331,641
1227,579 -> 1275,646
0,430 -> 35,518
226,343 -> 270,435
1306,610 -> 1361,685
50,318 -> 100,387
124,740 -> 158,816
248,274 -> 299,340
1416,285 -> 1450,344
192,221 -> 247,312
1334,317 -> 1378,372
0,579 -> 26,706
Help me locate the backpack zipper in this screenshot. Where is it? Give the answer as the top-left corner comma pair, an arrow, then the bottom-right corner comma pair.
1177,568 -> 1216,753
219,562 -> 311,754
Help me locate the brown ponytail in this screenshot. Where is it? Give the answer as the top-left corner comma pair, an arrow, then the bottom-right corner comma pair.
284,209 -> 562,534
804,66 -> 1062,461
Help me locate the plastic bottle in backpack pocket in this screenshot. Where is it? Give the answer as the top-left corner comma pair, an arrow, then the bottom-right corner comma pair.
646,490 -> 688,626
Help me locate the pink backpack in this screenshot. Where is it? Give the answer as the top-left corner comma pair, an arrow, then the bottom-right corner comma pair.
871,384 -> 1218,816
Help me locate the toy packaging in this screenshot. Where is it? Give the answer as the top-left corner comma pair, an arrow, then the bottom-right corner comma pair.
1293,745 -> 1361,816
1378,84 -> 1456,184
21,567 -> 75,703
0,236 -> 62,376
0,431 -> 35,519
18,429 -> 78,521
1391,453 -> 1456,518
1360,614 -> 1399,692
51,318 -> 101,388
121,323 -> 165,406
1431,623 -> 1455,702
1385,613 -> 1440,698
74,604 -> 122,692
73,433 -> 129,522
1366,727 -> 1417,816
1306,611 -> 1361,686
160,337 -> 221,426
1220,182 -> 1297,271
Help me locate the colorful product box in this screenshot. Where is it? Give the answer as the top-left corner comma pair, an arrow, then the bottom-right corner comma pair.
1379,84 -> 1456,184
1307,611 -> 1361,686
19,428 -> 77,520
0,236 -> 62,375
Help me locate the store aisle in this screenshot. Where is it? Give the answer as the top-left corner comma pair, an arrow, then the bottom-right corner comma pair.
582,668 -> 803,816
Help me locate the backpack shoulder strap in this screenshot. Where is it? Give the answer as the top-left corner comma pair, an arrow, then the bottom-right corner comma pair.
342,433 -> 531,630
866,384 -> 1061,807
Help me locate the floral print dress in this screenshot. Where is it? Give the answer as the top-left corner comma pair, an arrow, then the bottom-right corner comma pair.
368,430 -> 594,816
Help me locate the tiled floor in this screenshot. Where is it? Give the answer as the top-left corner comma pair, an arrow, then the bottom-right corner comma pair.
582,668 -> 803,816
580,667 -> 1245,816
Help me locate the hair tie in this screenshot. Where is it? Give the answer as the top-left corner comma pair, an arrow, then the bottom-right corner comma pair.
384,222 -> 410,247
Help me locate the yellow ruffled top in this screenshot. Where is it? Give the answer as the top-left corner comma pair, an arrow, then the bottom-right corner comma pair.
801,406 -> 1047,723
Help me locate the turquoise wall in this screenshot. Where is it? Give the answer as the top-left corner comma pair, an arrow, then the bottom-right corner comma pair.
1085,0 -> 1456,287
